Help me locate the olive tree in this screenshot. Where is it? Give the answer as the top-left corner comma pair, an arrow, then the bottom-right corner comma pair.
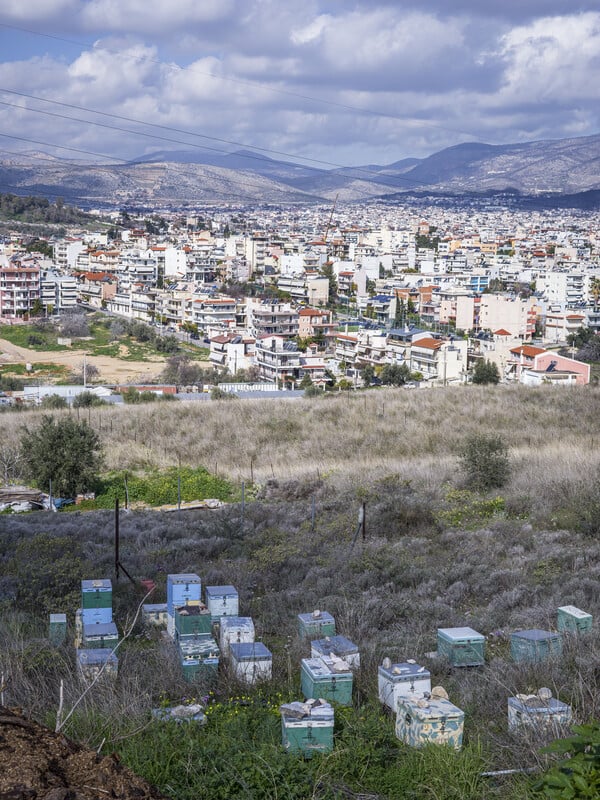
20,415 -> 103,497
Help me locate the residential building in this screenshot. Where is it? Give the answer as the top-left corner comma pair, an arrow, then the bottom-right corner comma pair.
0,257 -> 40,318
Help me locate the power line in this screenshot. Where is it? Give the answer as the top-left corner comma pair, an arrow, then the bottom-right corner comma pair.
0,90 -> 434,191
0,21 -> 481,141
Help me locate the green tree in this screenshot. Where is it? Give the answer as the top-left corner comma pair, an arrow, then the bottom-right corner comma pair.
361,364 -> 375,386
459,433 -> 510,491
73,391 -> 107,408
471,360 -> 500,385
20,415 -> 103,496
380,363 -> 411,386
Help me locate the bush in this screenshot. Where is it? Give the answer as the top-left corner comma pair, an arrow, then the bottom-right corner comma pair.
534,722 -> 600,798
73,391 -> 107,408
472,359 -> 500,385
458,433 -> 510,491
40,394 -> 68,409
19,415 -> 103,496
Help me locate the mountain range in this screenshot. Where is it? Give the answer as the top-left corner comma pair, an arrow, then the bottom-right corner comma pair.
1,133 -> 600,207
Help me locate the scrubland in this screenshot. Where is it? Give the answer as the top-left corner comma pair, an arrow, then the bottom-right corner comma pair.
1,384 -> 600,799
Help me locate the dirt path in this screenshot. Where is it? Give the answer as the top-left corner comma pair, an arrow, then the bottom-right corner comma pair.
0,338 -> 167,383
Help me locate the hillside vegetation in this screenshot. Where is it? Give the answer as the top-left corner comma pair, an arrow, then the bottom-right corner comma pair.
1,385 -> 600,799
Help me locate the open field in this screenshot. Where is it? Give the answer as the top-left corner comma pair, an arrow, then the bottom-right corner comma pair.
0,336 -> 167,382
2,385 -> 600,799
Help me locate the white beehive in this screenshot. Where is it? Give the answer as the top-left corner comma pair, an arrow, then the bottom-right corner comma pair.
219,616 -> 255,658
310,635 -> 360,669
378,659 -> 431,712
229,642 -> 272,684
508,688 -> 573,734
205,585 -> 239,621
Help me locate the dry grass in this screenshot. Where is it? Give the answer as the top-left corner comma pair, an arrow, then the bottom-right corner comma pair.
4,384 -> 600,502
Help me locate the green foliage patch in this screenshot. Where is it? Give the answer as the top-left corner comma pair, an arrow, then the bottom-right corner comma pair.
77,466 -> 234,509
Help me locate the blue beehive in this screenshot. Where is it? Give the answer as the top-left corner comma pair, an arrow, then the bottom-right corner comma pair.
77,648 -> 118,681
205,585 -> 239,621
437,627 -> 485,667
81,579 -> 112,626
301,657 -> 353,706
167,573 -> 201,637
281,700 -> 334,757
297,611 -> 336,639
82,622 -> 119,650
396,693 -> 464,750
310,636 -> 360,669
510,629 -> 562,663
378,660 -> 431,712
229,642 -> 272,684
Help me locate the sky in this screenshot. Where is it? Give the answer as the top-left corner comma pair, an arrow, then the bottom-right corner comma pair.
0,0 -> 599,169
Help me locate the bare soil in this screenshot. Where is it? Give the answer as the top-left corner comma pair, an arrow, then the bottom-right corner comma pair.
0,706 -> 166,800
0,339 -> 165,383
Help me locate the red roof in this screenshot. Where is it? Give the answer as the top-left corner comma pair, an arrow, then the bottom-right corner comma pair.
412,337 -> 443,350
510,345 -> 546,357
494,328 -> 512,336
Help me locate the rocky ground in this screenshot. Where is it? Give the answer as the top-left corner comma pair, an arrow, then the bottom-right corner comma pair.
0,706 -> 166,800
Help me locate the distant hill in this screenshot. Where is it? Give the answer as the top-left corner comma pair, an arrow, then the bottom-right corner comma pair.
1,133 -> 600,206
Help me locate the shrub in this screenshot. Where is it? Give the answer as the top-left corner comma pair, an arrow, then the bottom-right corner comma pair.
534,722 -> 600,798
459,433 -> 510,491
19,415 -> 103,496
472,359 -> 500,385
40,394 -> 68,409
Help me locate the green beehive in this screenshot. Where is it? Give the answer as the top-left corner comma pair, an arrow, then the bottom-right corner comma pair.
510,629 -> 562,663
437,627 -> 485,667
301,657 -> 353,706
557,605 -> 592,634
175,604 -> 212,639
281,700 -> 334,757
49,613 -> 67,646
297,610 -> 336,639
81,579 -> 112,609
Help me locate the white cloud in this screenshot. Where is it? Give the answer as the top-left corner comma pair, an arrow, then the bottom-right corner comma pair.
290,14 -> 331,46
80,0 -> 235,34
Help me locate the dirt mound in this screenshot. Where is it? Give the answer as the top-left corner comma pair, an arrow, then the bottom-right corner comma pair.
0,706 -> 166,800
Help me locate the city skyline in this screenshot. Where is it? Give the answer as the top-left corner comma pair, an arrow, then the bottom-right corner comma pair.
0,1 -> 599,168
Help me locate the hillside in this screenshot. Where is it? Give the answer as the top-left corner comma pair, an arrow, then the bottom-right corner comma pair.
3,132 -> 600,205
1,386 -> 600,799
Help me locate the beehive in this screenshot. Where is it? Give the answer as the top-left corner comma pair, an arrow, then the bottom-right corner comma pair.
510,630 -> 562,663
301,657 -> 353,706
142,603 -> 168,627
378,660 -> 431,712
395,693 -> 464,750
77,648 -> 118,682
219,616 -> 255,658
179,638 -> 220,682
49,613 -> 67,646
175,604 -> 212,640
205,585 -> 239,621
297,610 -> 336,639
166,573 -> 201,618
508,688 -> 572,733
81,579 -> 112,626
557,606 -> 592,634
229,642 -> 272,684
437,627 -> 485,667
281,700 -> 334,757
310,636 -> 360,669
82,622 -> 119,650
